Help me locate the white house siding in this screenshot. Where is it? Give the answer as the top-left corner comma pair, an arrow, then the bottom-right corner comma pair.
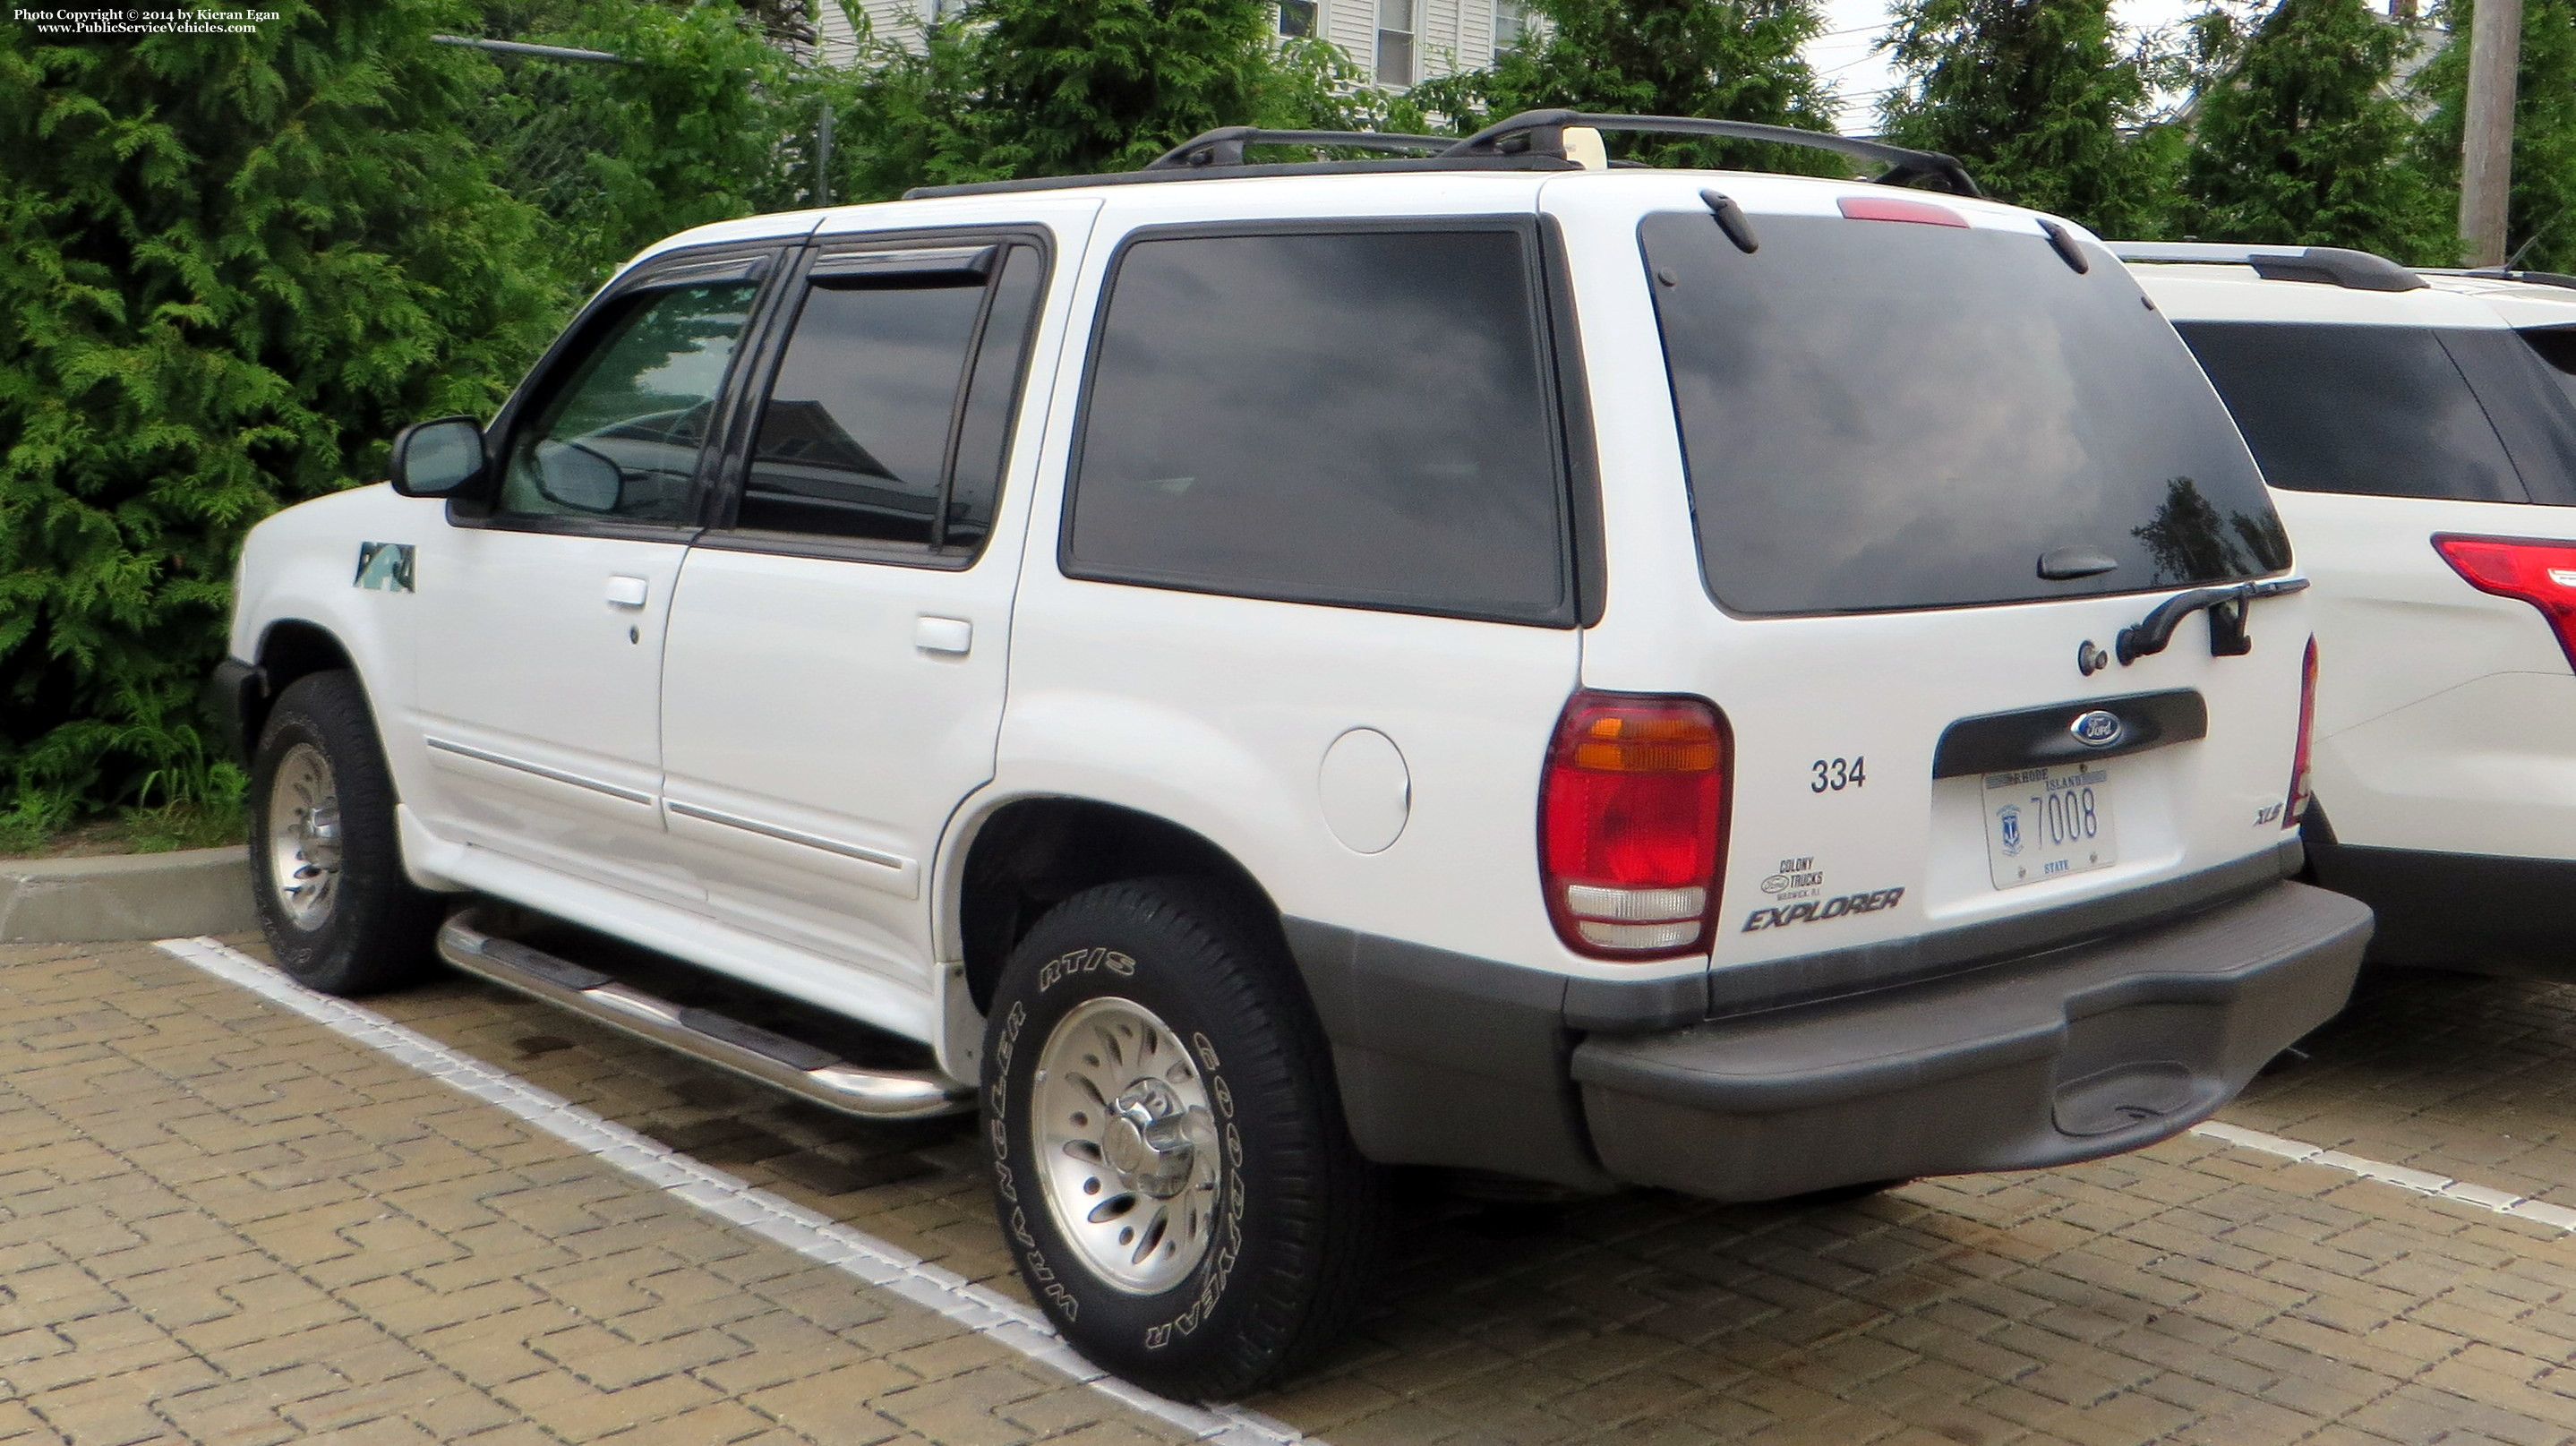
825,0 -> 929,59
825,0 -> 1511,89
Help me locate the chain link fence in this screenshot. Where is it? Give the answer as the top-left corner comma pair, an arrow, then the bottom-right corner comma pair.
435,33 -> 831,277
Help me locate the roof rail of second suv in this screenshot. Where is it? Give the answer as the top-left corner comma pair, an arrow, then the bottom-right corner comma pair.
2417,267 -> 2576,292
2108,242 -> 2427,293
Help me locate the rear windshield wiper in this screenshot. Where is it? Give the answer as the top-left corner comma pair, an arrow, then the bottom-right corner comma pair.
2116,577 -> 2310,665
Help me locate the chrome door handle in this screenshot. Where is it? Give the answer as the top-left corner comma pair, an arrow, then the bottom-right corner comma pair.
605,576 -> 649,608
914,616 -> 972,655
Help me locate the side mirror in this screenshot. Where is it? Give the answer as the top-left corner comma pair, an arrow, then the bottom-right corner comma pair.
389,416 -> 488,498
532,441 -> 627,514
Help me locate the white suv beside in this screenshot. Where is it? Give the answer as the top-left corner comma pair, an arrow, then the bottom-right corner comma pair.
2121,244 -> 2576,971
217,115 -> 2370,1397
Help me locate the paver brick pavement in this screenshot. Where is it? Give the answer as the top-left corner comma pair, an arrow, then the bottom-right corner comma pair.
17,937 -> 2576,1444
0,938 -> 1190,1446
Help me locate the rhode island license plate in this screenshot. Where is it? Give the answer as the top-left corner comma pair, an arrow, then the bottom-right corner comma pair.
1982,761 -> 2118,890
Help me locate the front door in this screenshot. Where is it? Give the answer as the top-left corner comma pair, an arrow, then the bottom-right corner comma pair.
411,252 -> 777,905
658,216 -> 1083,982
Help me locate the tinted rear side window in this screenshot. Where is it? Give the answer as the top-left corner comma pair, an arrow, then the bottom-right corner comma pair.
2174,322 -> 2527,504
1065,227 -> 1571,622
736,244 -> 1045,552
1644,212 -> 2286,616
743,278 -> 987,544
2507,327 -> 2576,505
2529,327 -> 2576,407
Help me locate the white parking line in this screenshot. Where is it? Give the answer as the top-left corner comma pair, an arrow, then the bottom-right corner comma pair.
2189,1120 -> 2576,1231
155,937 -> 1311,1446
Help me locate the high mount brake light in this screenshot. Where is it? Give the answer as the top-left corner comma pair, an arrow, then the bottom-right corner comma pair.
2287,637 -> 2318,826
1538,692 -> 1731,960
1837,195 -> 1967,227
2435,534 -> 2576,673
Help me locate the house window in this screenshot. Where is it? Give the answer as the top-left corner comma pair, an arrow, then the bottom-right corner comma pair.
1376,0 -> 1414,83
1278,0 -> 1316,36
1493,0 -> 1526,56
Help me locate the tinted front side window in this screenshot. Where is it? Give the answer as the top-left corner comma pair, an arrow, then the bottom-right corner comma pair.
502,280 -> 758,524
1644,213 -> 2286,616
2176,322 -> 2527,504
1066,228 -> 1570,621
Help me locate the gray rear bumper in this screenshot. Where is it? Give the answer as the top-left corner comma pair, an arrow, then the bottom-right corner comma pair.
1571,880 -> 2371,1201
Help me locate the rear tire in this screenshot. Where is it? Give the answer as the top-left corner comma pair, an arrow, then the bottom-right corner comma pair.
249,670 -> 443,996
982,877 -> 1382,1399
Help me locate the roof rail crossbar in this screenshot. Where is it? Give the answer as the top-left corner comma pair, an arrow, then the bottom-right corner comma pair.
1442,110 -> 1982,197
2417,267 -> 2576,293
2105,242 -> 2428,293
1146,127 -> 1459,170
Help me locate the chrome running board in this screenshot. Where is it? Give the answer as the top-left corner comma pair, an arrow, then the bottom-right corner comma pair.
436,907 -> 971,1120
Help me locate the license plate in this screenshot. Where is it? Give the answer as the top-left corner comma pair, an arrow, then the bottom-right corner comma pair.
1983,762 -> 2118,889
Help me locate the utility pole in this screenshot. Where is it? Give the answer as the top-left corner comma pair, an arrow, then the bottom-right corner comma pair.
2459,0 -> 2524,265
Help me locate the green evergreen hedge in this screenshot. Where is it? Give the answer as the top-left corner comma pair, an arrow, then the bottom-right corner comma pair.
0,1 -> 811,838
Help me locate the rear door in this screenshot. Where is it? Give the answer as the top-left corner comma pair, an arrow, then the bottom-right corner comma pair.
1559,182 -> 2313,992
655,212 -> 1084,987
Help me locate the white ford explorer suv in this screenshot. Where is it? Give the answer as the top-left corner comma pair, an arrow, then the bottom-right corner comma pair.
216,113 -> 2371,1397
2118,244 -> 2576,971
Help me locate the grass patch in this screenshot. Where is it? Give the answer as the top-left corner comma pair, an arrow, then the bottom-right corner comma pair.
0,799 -> 246,860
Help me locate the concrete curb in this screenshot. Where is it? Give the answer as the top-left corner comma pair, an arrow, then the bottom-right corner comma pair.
0,847 -> 258,943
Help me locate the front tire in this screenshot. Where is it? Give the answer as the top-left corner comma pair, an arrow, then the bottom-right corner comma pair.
983,877 -> 1382,1399
249,670 -> 443,996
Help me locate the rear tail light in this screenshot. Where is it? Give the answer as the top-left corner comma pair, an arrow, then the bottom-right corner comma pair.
1539,692 -> 1730,960
2434,533 -> 2576,672
2286,637 -> 2318,826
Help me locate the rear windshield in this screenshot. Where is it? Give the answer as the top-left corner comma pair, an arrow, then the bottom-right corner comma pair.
1642,211 -> 2288,616
2173,321 -> 2528,503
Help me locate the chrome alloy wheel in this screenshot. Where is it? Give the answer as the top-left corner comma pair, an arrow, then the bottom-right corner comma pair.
265,742 -> 343,929
1032,996 -> 1223,1294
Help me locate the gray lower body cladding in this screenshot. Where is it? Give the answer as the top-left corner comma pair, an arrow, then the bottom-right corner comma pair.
1285,868 -> 2370,1200
1574,880 -> 2369,1200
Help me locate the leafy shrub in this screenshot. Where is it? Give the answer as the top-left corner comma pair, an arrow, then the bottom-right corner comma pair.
0,1 -> 824,843
0,2 -> 571,832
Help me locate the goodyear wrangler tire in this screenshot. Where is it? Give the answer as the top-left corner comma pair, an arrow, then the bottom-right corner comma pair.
249,670 -> 444,997
982,877 -> 1382,1399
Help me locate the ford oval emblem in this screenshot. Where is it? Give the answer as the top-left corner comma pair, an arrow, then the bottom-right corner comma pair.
2071,709 -> 2124,748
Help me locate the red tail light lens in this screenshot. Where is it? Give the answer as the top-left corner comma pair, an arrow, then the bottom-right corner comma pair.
2434,533 -> 2576,672
1539,692 -> 1730,960
2287,637 -> 2318,826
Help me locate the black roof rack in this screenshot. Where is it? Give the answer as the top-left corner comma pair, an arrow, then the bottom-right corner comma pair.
2105,242 -> 2428,293
2417,267 -> 2576,293
1442,110 -> 1981,196
904,108 -> 1980,201
1143,127 -> 1459,168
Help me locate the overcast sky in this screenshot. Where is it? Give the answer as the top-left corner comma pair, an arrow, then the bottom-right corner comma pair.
1804,0 -> 2212,132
